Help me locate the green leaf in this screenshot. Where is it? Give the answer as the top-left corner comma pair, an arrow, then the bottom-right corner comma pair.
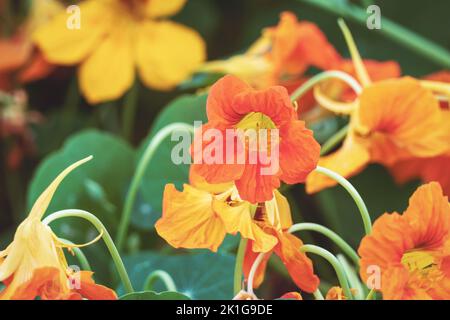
120,291 -> 191,300
121,252 -> 234,300
27,129 -> 135,242
133,94 -> 207,230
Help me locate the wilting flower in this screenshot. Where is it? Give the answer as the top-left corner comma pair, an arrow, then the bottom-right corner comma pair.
0,156 -> 117,300
0,0 -> 61,90
156,166 -> 319,293
191,75 -> 320,203
201,11 -> 340,89
358,182 -> 450,300
34,0 -> 206,104
306,31 -> 449,193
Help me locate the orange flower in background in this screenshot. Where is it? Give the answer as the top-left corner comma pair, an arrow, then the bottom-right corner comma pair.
358,182 -> 450,300
325,286 -> 356,300
305,24 -> 449,194
0,0 -> 61,90
191,75 -> 320,203
201,11 -> 340,89
0,156 -> 117,300
34,0 -> 206,104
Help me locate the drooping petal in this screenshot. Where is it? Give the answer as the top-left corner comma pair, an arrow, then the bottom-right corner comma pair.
75,271 -> 117,300
274,232 -> 319,293
144,0 -> 187,18
155,184 -> 226,252
279,120 -> 320,184
136,20 -> 205,91
78,20 -> 135,104
213,198 -> 277,252
33,0 -> 114,64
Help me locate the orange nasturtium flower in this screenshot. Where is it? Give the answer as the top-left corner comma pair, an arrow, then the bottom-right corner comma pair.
191,75 -> 320,203
156,167 -> 319,293
358,182 -> 450,300
305,28 -> 449,193
201,11 -> 341,89
0,0 -> 61,90
34,0 -> 206,104
0,157 -> 117,300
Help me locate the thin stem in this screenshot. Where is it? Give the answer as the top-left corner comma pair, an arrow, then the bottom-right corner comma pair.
233,238 -> 248,295
116,123 -> 195,251
59,238 -> 92,271
144,270 -> 177,292
122,82 -> 139,141
366,288 -> 376,300
43,209 -> 134,294
313,289 -> 325,300
320,124 -> 349,156
247,252 -> 264,295
301,244 -> 353,300
290,70 -> 362,102
314,166 -> 372,235
299,0 -> 450,68
288,223 -> 359,267
337,254 -> 365,299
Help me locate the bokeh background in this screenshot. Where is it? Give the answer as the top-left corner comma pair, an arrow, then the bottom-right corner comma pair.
1,0 -> 449,299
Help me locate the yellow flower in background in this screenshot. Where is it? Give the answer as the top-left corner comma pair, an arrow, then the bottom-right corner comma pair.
0,156 -> 117,300
33,0 -> 206,104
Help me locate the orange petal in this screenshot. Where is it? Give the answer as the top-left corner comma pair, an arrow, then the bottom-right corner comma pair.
75,271 -> 117,300
274,232 -> 319,293
280,292 -> 303,300
279,120 -> 320,184
243,241 -> 272,288
0,32 -> 32,72
19,51 -> 55,83
155,184 -> 226,252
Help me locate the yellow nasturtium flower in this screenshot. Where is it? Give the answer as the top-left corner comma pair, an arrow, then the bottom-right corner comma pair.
0,156 -> 117,300
33,0 -> 206,104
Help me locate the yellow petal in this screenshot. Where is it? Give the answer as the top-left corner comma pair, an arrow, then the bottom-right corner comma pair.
136,21 -> 206,90
79,20 -> 135,104
144,0 -> 187,18
29,156 -> 93,220
212,197 -> 277,253
155,184 -> 227,252
306,135 -> 369,193
33,0 -> 114,64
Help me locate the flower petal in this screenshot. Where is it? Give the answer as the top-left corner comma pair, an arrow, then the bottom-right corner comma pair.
144,0 -> 187,18
136,21 -> 205,91
155,184 -> 226,252
243,242 -> 272,288
78,21 -> 135,104
75,271 -> 117,300
33,1 -> 113,64
279,120 -> 320,184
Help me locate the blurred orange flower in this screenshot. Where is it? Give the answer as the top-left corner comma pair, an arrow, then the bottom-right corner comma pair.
0,157 -> 117,300
0,0 -> 61,90
325,286 -> 357,300
358,182 -> 450,300
34,0 -> 206,104
191,75 -> 320,203
201,11 -> 340,89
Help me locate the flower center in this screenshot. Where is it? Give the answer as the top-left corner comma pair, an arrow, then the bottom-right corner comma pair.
401,250 -> 436,272
236,112 -> 276,131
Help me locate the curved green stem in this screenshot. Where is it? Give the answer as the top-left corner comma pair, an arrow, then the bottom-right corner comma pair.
301,244 -> 353,300
313,289 -> 325,300
144,270 -> 177,292
290,70 -> 362,102
299,0 -> 450,68
337,254 -> 365,299
233,238 -> 248,295
59,238 -> 92,271
288,222 -> 359,267
314,166 -> 372,235
116,122 -> 195,251
320,125 -> 349,156
43,209 -> 134,294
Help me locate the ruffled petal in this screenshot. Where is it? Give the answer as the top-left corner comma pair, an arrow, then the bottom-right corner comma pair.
279,120 -> 320,184
136,20 -> 205,91
155,184 -> 226,252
